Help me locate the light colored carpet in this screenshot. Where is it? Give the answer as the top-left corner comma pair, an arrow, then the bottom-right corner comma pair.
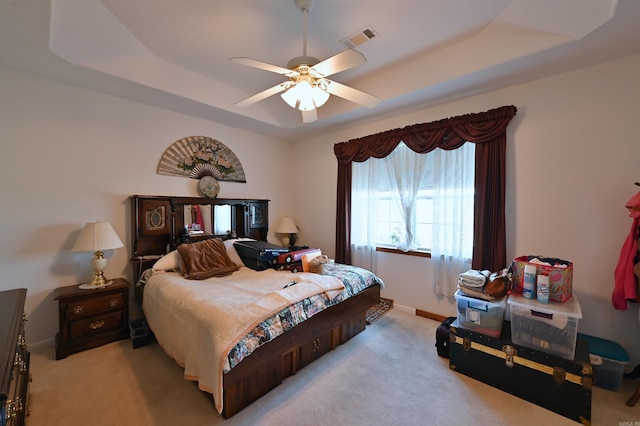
28,309 -> 637,425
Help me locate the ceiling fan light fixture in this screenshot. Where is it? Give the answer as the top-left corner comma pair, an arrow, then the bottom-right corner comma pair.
280,80 -> 330,111
312,85 -> 330,107
296,81 -> 314,111
280,80 -> 329,111
232,0 -> 378,123
281,85 -> 300,109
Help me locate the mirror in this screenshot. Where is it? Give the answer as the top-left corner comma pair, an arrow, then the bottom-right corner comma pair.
214,204 -> 232,235
183,204 -> 233,237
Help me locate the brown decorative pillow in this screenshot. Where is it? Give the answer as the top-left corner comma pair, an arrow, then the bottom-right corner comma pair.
177,238 -> 240,280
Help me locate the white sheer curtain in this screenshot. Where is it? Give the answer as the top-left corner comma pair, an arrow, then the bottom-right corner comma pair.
383,142 -> 430,251
351,141 -> 475,297
431,143 -> 475,298
351,142 -> 430,270
351,158 -> 382,272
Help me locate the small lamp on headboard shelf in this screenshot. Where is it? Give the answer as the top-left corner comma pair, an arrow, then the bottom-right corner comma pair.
72,221 -> 124,289
276,216 -> 298,249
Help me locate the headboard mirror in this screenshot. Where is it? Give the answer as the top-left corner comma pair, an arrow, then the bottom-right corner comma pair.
179,203 -> 240,241
130,195 -> 269,282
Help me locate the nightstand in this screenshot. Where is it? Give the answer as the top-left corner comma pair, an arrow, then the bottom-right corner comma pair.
54,278 -> 130,360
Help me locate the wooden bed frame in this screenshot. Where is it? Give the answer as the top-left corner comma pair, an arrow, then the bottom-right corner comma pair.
130,195 -> 381,418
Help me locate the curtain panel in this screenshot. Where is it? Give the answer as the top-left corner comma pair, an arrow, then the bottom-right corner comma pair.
333,105 -> 517,271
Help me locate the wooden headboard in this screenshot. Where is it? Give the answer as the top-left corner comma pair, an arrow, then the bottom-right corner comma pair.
130,195 -> 269,282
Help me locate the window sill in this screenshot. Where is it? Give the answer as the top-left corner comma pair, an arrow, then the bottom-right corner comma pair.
375,247 -> 431,258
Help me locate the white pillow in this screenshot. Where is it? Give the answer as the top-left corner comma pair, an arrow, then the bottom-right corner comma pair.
223,238 -> 256,266
152,250 -> 181,271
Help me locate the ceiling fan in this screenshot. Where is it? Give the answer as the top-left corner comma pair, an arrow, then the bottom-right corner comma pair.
231,0 -> 379,123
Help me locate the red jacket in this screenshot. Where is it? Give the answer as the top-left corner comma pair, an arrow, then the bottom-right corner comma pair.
612,191 -> 640,309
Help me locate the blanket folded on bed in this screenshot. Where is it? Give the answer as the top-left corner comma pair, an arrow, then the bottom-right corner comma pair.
177,238 -> 240,280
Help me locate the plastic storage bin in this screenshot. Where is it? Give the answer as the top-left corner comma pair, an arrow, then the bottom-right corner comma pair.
508,295 -> 582,360
578,333 -> 629,391
455,290 -> 507,338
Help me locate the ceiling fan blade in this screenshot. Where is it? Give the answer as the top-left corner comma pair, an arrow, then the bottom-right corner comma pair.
236,83 -> 289,107
231,57 -> 298,78
311,49 -> 367,78
301,108 -> 317,123
324,80 -> 379,108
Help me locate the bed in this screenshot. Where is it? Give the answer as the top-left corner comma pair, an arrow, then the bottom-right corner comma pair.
130,195 -> 383,418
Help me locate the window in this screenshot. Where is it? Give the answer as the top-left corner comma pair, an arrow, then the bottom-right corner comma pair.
352,141 -> 475,258
371,189 -> 435,251
335,105 -> 516,296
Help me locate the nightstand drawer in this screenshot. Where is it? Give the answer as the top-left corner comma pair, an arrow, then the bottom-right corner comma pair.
55,278 -> 130,359
64,293 -> 125,319
68,310 -> 125,340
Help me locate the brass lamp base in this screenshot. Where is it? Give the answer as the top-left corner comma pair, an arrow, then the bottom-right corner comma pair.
78,273 -> 114,290
78,251 -> 114,289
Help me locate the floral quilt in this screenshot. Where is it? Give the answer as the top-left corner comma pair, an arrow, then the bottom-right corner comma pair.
136,263 -> 383,374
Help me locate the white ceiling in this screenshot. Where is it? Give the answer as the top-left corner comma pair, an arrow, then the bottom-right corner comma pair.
2,0 -> 640,142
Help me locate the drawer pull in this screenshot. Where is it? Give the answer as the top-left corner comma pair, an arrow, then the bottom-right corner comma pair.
73,305 -> 84,315
89,320 -> 105,330
109,298 -> 119,308
18,334 -> 27,350
312,338 -> 321,352
6,399 -> 16,419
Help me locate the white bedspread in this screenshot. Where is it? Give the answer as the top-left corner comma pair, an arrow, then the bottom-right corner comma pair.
142,267 -> 345,414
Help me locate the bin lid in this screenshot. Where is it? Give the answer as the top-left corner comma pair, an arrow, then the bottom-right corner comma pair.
577,333 -> 629,362
507,293 -> 582,319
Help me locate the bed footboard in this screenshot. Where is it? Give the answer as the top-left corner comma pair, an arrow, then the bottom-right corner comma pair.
222,283 -> 381,418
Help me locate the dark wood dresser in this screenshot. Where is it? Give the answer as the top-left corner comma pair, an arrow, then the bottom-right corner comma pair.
54,279 -> 129,360
0,288 -> 30,426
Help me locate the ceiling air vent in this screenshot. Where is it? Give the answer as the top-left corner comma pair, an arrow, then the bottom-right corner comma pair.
340,26 -> 378,49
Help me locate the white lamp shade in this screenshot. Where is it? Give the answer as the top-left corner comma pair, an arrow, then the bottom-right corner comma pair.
276,216 -> 298,234
281,85 -> 300,109
312,86 -> 330,107
280,81 -> 330,111
72,221 -> 124,252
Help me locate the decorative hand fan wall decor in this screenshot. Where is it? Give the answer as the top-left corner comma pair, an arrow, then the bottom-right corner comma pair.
157,136 -> 246,190
231,0 -> 379,123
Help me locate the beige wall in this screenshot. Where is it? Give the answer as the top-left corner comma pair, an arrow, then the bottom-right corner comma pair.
293,54 -> 640,367
2,53 -> 640,368
0,67 -> 294,346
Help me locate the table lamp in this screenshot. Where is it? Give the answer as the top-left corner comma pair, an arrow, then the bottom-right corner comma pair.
72,221 -> 124,289
276,216 -> 298,248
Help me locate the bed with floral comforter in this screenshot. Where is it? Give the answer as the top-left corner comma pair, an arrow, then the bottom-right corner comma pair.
137,262 -> 383,415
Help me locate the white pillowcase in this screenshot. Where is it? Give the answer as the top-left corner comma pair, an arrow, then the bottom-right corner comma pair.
223,238 -> 256,266
152,250 -> 181,271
